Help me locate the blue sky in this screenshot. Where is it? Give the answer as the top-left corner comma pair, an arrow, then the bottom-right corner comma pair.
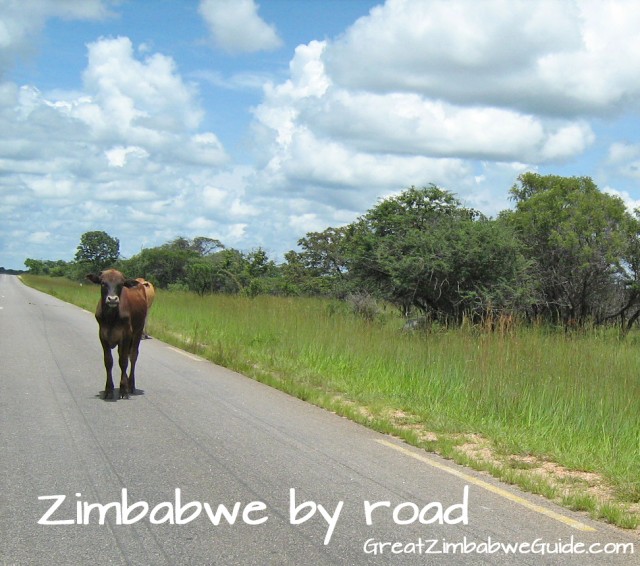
2,0 -> 640,270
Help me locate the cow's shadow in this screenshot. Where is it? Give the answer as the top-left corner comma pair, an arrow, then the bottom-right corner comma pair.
94,389 -> 146,401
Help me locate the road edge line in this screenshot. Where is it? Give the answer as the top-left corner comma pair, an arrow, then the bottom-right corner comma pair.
376,438 -> 596,532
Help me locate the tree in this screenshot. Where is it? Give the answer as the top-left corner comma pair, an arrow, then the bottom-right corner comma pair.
344,185 -> 531,322
247,247 -> 276,278
120,245 -> 196,288
211,248 -> 247,293
24,258 -> 48,275
119,236 -> 226,289
507,173 -> 631,324
287,227 -> 351,296
74,231 -> 120,273
297,227 -> 348,279
281,250 -> 334,295
192,237 -> 224,256
186,260 -> 216,296
25,258 -> 65,275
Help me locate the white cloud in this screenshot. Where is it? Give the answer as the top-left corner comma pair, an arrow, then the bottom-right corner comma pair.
188,216 -> 217,231
105,146 -> 149,167
199,0 -> 282,54
324,0 -> 640,116
536,1 -> 640,113
288,213 -> 326,235
173,132 -> 228,166
200,182 -> 260,218
245,2 -> 620,250
0,34 -> 239,267
275,128 -> 470,192
0,0 -> 112,76
26,175 -> 76,200
92,181 -> 156,202
304,90 -> 593,162
251,27 -> 596,220
608,142 -> 640,164
27,231 -> 51,244
540,122 -> 596,161
78,37 -> 205,139
229,199 -> 259,217
202,186 -> 227,208
607,142 -> 640,179
227,223 -> 248,240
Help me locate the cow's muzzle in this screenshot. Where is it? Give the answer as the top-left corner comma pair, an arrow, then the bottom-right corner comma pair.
106,295 -> 120,308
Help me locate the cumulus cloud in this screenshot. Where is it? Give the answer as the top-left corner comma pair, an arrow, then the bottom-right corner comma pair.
77,37 -> 206,141
0,0 -> 112,77
324,0 -> 640,116
305,91 -> 595,162
246,1 -> 640,249
267,127 -> 469,193
199,0 -> 282,54
5,36 -> 227,170
607,142 -> 640,179
539,122 -> 596,161
27,231 -> 52,244
251,28 -> 595,213
105,146 -> 149,168
0,34 -> 255,266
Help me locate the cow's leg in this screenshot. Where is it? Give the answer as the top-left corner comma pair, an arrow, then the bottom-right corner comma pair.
102,341 -> 115,400
118,340 -> 131,399
128,334 -> 142,394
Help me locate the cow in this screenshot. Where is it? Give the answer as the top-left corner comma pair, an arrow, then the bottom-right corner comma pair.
135,278 -> 155,339
86,269 -> 148,399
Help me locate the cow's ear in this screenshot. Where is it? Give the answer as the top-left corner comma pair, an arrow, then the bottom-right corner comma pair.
124,279 -> 140,288
86,274 -> 101,284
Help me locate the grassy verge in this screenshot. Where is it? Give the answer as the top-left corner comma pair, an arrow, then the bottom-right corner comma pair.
22,275 -> 640,530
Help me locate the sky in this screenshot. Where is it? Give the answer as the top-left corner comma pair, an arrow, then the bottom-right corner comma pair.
2,0 -> 640,270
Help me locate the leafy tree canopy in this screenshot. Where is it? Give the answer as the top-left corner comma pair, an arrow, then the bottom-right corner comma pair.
507,173 -> 633,322
74,231 -> 120,272
344,185 -> 531,321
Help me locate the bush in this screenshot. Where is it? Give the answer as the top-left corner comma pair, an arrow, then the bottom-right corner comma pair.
346,292 -> 380,321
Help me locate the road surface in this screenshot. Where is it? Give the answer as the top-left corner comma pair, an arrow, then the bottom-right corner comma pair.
0,274 -> 637,565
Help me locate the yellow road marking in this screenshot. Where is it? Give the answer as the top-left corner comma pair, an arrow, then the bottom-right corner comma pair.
376,438 -> 596,532
166,346 -> 204,362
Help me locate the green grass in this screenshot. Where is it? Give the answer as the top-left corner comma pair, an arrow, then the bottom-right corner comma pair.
22,275 -> 640,529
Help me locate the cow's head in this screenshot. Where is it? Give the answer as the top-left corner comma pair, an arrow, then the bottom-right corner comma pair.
86,269 -> 140,308
136,278 -> 152,289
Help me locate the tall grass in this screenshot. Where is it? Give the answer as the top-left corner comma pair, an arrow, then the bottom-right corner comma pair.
23,276 -> 640,525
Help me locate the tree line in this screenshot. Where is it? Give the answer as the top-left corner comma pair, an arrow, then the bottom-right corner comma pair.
25,173 -> 640,328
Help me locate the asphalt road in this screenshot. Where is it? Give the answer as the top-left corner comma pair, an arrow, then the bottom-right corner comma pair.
0,274 -> 637,565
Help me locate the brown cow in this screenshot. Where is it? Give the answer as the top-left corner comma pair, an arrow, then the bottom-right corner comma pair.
135,278 -> 155,339
86,269 -> 148,399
